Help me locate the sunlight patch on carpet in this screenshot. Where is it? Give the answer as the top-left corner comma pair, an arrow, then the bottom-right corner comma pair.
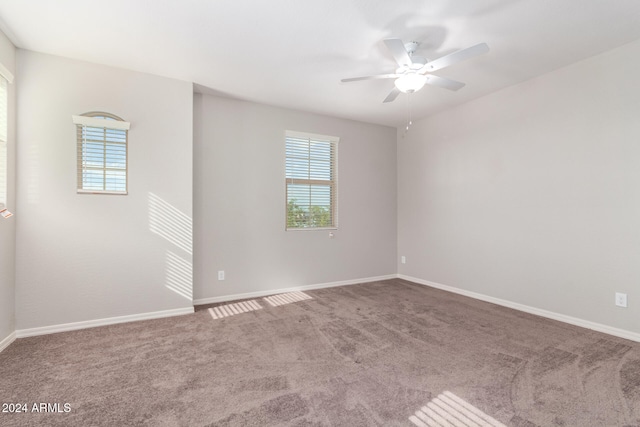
263,291 -> 313,307
209,300 -> 262,319
409,391 -> 506,427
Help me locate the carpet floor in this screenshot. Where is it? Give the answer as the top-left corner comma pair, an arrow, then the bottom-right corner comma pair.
1,278 -> 639,426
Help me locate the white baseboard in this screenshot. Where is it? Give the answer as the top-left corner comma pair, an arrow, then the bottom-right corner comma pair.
0,331 -> 16,353
399,274 -> 640,343
14,274 -> 637,343
15,307 -> 194,338
193,274 -> 397,306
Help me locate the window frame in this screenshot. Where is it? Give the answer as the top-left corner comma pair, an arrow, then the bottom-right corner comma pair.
285,130 -> 339,231
0,63 -> 12,210
73,112 -> 130,195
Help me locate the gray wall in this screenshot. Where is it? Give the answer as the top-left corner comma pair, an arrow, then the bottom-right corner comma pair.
0,30 -> 16,344
8,35 -> 637,338
398,39 -> 640,334
15,51 -> 193,330
193,94 -> 397,300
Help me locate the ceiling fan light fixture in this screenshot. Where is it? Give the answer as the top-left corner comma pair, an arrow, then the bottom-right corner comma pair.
394,73 -> 427,93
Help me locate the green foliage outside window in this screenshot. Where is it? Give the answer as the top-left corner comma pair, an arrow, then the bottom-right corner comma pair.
287,199 -> 331,228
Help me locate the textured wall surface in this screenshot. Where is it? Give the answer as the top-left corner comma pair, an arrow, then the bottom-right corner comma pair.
398,39 -> 640,335
193,94 -> 397,300
15,51 -> 193,330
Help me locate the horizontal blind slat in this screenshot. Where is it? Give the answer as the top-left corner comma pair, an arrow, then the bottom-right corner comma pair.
285,132 -> 338,229
76,115 -> 128,193
0,76 -> 7,206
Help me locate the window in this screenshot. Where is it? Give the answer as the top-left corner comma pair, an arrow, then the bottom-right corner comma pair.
73,112 -> 130,194
285,130 -> 338,230
0,64 -> 13,209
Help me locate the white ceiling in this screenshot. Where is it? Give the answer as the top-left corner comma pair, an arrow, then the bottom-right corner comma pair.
0,0 -> 639,127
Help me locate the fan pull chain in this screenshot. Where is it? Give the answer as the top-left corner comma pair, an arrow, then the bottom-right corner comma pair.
405,92 -> 413,134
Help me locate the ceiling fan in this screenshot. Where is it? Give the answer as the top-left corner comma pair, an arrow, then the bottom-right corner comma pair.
342,39 -> 490,103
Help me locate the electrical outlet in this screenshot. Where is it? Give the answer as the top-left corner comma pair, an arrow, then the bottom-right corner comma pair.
401,256 -> 406,264
615,292 -> 627,308
218,270 -> 225,281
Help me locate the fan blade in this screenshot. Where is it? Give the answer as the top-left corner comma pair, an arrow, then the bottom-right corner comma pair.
420,43 -> 489,73
383,87 -> 401,103
341,73 -> 400,83
425,75 -> 465,91
383,39 -> 412,67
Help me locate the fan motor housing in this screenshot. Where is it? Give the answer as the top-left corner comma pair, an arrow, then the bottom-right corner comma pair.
404,41 -> 428,69
396,56 -> 427,74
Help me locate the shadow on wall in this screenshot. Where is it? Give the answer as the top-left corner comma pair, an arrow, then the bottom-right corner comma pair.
148,192 -> 192,254
166,251 -> 192,300
148,192 -> 193,301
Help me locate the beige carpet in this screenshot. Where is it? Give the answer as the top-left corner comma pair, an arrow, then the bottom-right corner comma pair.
1,279 -> 639,426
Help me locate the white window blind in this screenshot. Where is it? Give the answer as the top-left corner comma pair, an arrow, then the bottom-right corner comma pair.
73,113 -> 130,194
285,130 -> 338,230
0,75 -> 8,208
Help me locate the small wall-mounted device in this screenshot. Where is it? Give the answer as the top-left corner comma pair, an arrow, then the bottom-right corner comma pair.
615,292 -> 628,308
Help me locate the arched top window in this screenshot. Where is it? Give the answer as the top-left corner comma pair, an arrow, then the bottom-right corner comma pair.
72,112 -> 130,194
82,111 -> 125,121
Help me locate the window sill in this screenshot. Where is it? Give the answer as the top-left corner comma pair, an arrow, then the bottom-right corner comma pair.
286,226 -> 338,232
77,190 -> 127,195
